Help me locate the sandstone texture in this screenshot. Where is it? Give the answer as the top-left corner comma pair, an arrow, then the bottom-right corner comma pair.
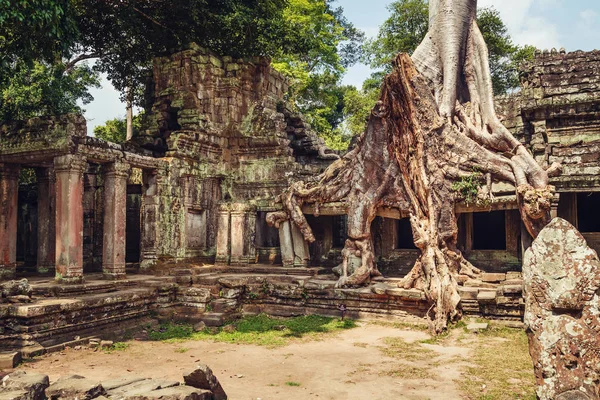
523,218 -> 600,399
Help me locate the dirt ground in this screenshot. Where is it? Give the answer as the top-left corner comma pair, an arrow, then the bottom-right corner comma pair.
15,322 -> 534,400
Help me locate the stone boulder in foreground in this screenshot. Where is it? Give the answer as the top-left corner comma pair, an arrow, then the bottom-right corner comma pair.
523,218 -> 600,399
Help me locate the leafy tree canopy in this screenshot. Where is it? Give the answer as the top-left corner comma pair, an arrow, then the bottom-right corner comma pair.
271,0 -> 364,136
93,114 -> 142,144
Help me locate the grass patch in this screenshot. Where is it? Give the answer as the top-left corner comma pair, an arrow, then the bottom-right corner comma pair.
382,364 -> 430,379
285,381 -> 301,387
103,342 -> 130,353
381,337 -> 436,361
174,347 -> 189,353
458,326 -> 536,400
148,314 -> 356,347
368,320 -> 429,331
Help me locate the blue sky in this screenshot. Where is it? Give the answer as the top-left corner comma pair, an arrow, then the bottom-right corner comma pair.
83,0 -> 600,134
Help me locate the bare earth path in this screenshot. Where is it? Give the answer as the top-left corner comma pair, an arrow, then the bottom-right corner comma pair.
17,323 -> 474,400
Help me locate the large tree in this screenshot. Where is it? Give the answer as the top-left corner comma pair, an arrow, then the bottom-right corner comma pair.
342,0 -> 536,140
268,0 -> 561,333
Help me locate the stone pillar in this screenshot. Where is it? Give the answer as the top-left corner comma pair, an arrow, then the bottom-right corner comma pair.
215,207 -> 230,265
54,154 -> 86,283
246,211 -> 257,264
230,207 -> 247,264
36,167 -> 56,274
290,222 -> 310,267
140,170 -> 159,270
102,161 -> 131,280
0,164 -> 20,280
278,221 -> 294,268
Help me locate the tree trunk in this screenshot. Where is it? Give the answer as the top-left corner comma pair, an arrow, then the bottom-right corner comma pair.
126,87 -> 133,141
268,0 -> 560,333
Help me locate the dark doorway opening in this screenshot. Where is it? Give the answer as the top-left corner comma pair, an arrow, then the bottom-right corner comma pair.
473,211 -> 506,250
126,184 -> 142,263
16,178 -> 38,270
396,218 -> 416,249
255,211 -> 280,247
332,215 -> 348,248
577,192 -> 600,232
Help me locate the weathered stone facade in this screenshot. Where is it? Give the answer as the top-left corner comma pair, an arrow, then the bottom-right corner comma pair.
2,46 -> 600,360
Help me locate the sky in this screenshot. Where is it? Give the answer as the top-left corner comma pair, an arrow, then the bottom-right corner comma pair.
82,0 -> 600,135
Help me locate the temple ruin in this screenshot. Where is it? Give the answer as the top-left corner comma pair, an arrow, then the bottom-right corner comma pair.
1,45 -> 600,362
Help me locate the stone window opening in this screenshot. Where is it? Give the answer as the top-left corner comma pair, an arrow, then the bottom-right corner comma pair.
473,210 -> 507,250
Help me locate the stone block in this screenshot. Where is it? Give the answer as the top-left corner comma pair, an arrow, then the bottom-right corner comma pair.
481,273 -> 506,283
46,375 -> 106,399
220,288 -> 242,299
199,312 -> 225,327
217,277 -> 248,288
106,378 -> 179,398
385,288 -> 425,300
0,352 -> 21,369
467,322 -> 489,333
183,364 -> 227,400
458,287 -> 479,300
126,386 -> 212,399
0,370 -> 49,400
502,285 -> 523,295
476,290 -> 497,303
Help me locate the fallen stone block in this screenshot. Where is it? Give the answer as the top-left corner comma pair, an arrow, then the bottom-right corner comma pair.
106,379 -> 179,398
101,376 -> 146,391
0,371 -> 49,400
466,323 -> 489,333
125,386 -> 212,400
0,389 -> 30,399
183,364 -> 227,400
0,352 -> 21,370
46,375 -> 106,399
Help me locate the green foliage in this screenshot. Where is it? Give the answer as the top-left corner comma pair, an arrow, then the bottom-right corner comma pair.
285,381 -> 301,387
362,0 -> 428,72
103,342 -> 130,353
0,61 -> 99,122
147,314 -> 356,347
272,0 -> 364,137
451,171 -> 484,206
0,0 -> 78,67
93,114 -> 142,144
342,85 -> 381,138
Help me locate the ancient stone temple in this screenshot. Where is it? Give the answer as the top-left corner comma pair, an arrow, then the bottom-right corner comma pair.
1,46 -> 600,361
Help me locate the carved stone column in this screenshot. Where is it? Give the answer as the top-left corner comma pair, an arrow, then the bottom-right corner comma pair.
140,170 -> 159,270
102,161 -> 131,280
36,167 -> 56,274
0,164 -> 20,280
54,154 -> 86,283
230,205 -> 247,265
215,205 -> 231,265
278,221 -> 295,268
290,222 -> 310,267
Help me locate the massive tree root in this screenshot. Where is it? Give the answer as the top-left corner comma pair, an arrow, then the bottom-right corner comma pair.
268,0 -> 561,333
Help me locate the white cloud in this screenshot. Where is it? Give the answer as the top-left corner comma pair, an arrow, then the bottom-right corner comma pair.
478,0 -> 562,49
513,16 -> 561,49
580,9 -> 598,29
